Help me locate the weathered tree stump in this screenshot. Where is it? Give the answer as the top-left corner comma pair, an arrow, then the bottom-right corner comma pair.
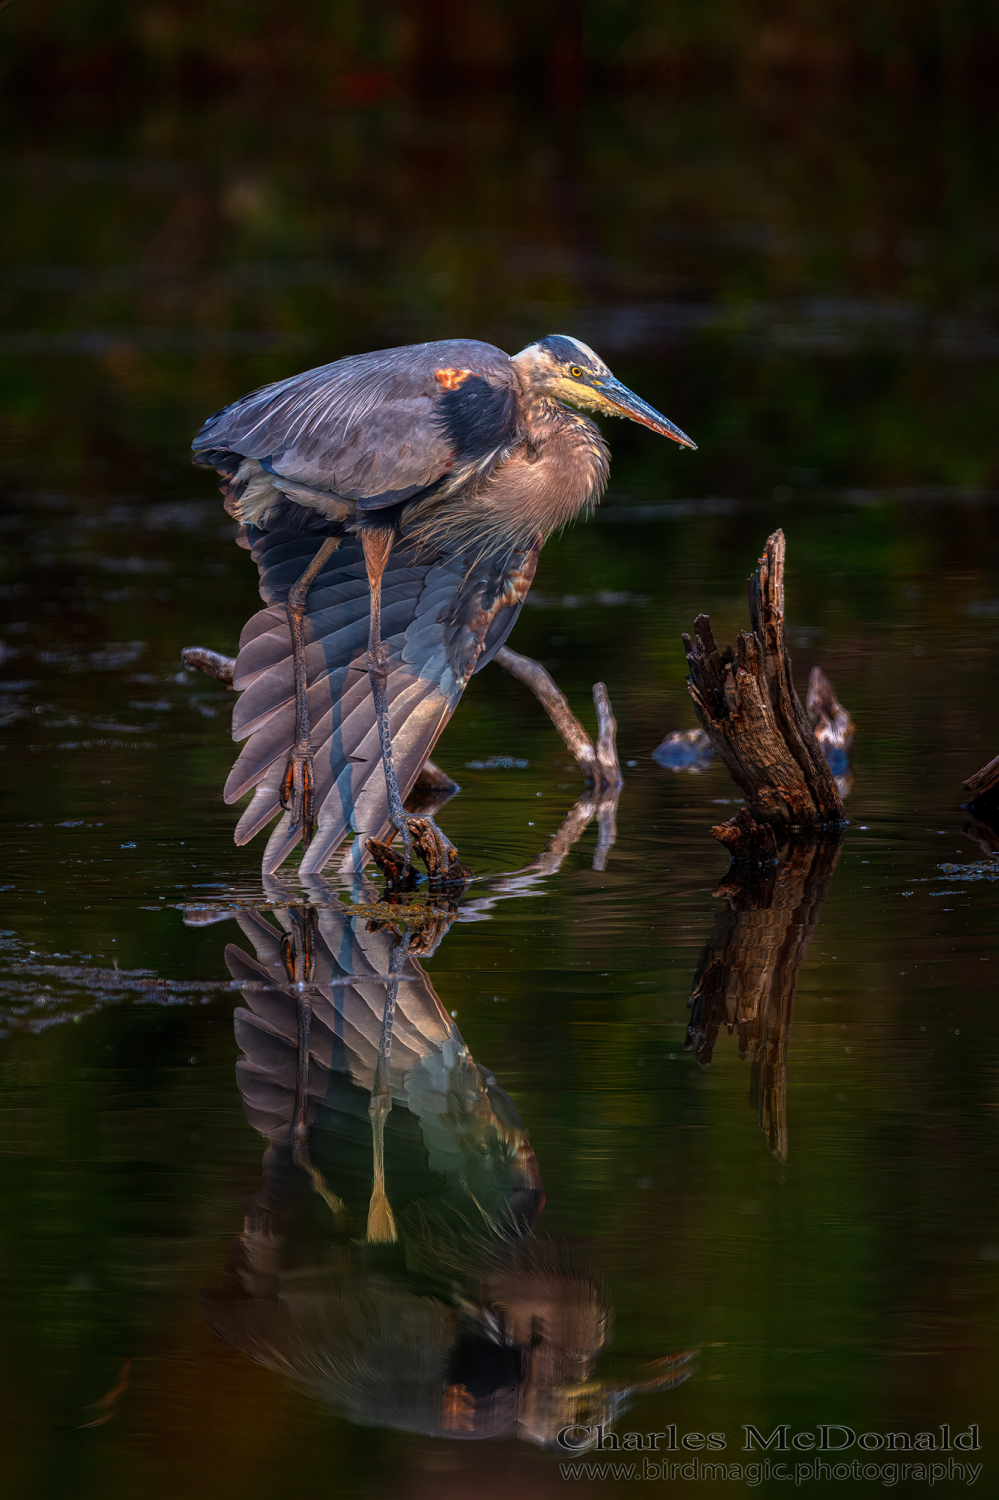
683,530 -> 845,857
686,834 -> 842,1161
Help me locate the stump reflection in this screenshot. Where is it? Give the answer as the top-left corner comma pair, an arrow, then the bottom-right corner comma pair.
685,837 -> 843,1162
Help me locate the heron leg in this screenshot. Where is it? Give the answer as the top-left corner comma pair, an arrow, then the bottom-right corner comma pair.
361,529 -> 412,874
280,533 -> 341,845
365,932 -> 410,1244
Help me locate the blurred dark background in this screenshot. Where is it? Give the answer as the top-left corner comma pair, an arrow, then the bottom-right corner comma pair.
2,0 -> 999,499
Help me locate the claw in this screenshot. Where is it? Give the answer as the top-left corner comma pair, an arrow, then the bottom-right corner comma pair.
414,816 -> 472,889
280,746 -> 317,846
367,815 -> 471,894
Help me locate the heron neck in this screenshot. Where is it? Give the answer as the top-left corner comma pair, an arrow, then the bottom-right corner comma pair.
404,396 -> 609,561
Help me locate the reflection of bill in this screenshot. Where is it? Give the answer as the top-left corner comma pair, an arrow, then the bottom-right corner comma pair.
202,899 -> 691,1445
686,835 -> 842,1161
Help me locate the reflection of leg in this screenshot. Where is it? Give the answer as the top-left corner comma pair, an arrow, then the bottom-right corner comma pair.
365,933 -> 411,1244
290,990 -> 347,1217
292,989 -> 313,1160
281,534 -> 341,845
283,905 -> 346,1216
280,905 -> 316,1160
361,529 -> 412,874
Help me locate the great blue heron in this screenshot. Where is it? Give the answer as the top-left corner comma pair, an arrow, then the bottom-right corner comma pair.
192,334 -> 695,877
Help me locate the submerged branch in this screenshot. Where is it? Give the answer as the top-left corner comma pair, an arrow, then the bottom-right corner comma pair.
494,645 -> 622,791
180,646 -> 236,685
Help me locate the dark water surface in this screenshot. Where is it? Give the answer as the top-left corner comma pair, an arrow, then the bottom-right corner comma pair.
2,486 -> 998,1499
3,16 -> 999,1497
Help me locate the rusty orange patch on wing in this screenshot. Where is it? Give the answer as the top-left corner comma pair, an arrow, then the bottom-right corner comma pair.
434,367 -> 472,391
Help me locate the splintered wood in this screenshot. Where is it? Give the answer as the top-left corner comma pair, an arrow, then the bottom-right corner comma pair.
683,530 -> 844,854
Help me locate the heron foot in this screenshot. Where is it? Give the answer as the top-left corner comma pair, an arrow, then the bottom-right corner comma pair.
411,816 -> 472,890
280,744 -> 318,846
367,816 -> 471,894
365,833 -> 421,892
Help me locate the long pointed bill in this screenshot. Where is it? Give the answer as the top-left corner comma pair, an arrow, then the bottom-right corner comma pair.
601,379 -> 697,449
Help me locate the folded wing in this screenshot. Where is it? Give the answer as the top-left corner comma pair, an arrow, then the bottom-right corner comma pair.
192,338 -> 521,510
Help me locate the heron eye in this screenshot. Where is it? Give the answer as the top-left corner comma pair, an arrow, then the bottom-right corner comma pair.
570,366 -> 583,378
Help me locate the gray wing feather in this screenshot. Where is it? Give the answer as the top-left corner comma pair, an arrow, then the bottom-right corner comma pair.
225,906 -> 456,1130
225,532 -> 469,874
193,339 -> 516,501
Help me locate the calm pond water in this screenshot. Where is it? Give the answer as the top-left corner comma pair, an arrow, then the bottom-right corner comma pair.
2,485 -> 998,1499
3,15 -> 999,1497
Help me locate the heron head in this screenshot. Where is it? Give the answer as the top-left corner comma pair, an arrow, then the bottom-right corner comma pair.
513,334 -> 696,449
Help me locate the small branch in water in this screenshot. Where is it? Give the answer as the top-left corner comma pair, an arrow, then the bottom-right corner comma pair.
683,530 -> 845,858
593,682 -> 624,791
181,646 -> 236,686
494,645 -> 622,791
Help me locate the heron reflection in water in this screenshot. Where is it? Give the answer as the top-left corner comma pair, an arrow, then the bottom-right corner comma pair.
192,336 -> 694,878
200,893 -> 692,1444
